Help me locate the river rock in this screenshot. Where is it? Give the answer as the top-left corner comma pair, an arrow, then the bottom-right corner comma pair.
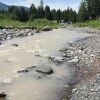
42,26 -> 52,31
0,90 -> 6,98
59,47 -> 69,52
62,52 -> 67,57
65,50 -> 74,58
67,40 -> 74,46
25,66 -> 37,71
34,51 -> 41,56
11,44 -> 18,47
6,36 -> 11,40
48,56 -> 65,63
68,58 -> 79,63
54,57 -> 65,63
90,54 -> 95,57
17,69 -> 28,73
36,65 -> 53,74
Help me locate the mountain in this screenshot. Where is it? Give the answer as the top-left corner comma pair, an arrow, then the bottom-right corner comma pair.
0,2 -> 9,10
0,2 -> 29,11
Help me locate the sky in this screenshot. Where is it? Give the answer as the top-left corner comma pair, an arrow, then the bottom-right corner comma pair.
0,0 -> 81,11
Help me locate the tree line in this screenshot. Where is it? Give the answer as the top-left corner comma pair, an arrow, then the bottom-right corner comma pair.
0,0 -> 77,23
0,0 -> 100,23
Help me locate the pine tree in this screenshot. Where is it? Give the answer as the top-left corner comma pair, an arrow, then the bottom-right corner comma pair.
62,10 -> 69,22
37,0 -> 44,18
19,7 -> 28,22
51,9 -> 57,20
8,6 -> 20,21
29,4 -> 38,20
40,0 -> 44,8
68,8 -> 77,22
56,9 -> 62,23
44,5 -> 51,20
78,1 -> 88,22
84,0 -> 100,19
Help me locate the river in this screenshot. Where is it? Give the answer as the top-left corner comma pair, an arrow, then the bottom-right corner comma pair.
0,28 -> 91,100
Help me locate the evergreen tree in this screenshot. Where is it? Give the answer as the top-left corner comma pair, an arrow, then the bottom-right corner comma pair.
44,5 -> 51,20
19,7 -> 28,22
56,9 -> 62,23
29,4 -> 38,20
40,0 -> 44,8
8,6 -> 20,20
84,0 -> 100,19
68,8 -> 77,22
78,1 -> 88,22
51,9 -> 57,20
37,0 -> 44,18
62,10 -> 69,22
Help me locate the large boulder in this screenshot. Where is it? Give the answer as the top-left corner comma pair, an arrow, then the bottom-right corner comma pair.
36,65 -> 53,74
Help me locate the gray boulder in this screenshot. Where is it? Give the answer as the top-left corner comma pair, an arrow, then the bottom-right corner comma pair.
36,65 -> 53,74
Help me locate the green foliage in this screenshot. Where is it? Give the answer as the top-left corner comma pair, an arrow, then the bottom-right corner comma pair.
0,19 -> 59,29
27,18 -> 59,29
74,19 -> 100,29
0,19 -> 25,27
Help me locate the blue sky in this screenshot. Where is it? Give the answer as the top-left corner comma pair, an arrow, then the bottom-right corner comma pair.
0,0 -> 81,11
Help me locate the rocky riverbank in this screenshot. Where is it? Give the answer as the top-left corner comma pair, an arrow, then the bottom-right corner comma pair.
59,26 -> 100,100
0,26 -> 100,100
0,28 -> 36,44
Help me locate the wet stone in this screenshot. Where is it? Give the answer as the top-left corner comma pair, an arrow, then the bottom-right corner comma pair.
17,69 -> 28,73
36,65 -> 53,74
0,91 -> 6,98
25,66 -> 37,71
48,56 -> 65,63
11,44 -> 18,47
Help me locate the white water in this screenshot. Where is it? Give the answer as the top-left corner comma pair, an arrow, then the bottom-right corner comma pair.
0,28 -> 91,100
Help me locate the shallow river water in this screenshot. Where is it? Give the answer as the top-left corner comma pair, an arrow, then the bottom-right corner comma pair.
0,28 -> 91,100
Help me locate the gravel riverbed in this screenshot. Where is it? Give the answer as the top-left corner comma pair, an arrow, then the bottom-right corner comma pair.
0,26 -> 100,100
60,26 -> 100,100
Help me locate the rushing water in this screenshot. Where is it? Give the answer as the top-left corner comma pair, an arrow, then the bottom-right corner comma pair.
0,28 -> 91,100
